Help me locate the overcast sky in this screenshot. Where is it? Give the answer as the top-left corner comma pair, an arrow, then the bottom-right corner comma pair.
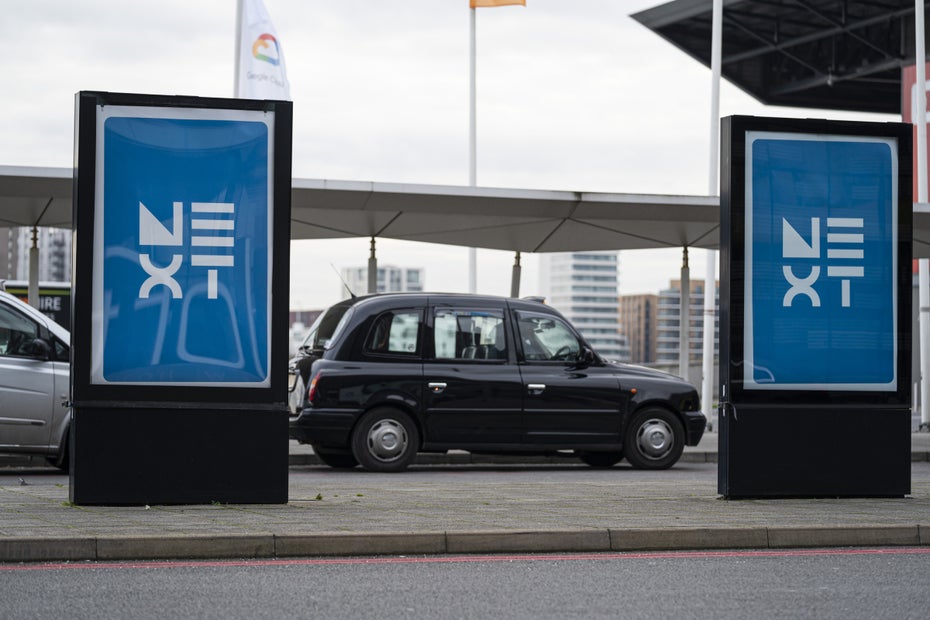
0,0 -> 894,309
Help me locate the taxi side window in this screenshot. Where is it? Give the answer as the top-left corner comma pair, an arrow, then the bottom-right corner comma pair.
517,312 -> 581,361
364,310 -> 422,356
433,309 -> 508,361
0,304 -> 39,358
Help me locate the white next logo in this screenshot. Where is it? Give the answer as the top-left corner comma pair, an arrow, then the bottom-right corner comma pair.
138,201 -> 236,300
782,217 -> 864,308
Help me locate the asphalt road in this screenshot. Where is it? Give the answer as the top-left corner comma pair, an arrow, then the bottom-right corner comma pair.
2,548 -> 929,619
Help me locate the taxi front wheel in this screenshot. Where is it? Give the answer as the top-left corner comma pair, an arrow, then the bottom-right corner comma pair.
624,408 -> 684,470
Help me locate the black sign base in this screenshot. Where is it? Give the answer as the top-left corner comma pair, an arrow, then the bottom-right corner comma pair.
70,406 -> 288,505
718,405 -> 910,499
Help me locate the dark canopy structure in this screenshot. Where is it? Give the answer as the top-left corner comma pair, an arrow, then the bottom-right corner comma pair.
632,0 -> 928,114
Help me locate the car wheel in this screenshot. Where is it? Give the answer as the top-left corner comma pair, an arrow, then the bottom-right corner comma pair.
351,408 -> 419,472
288,373 -> 306,414
46,432 -> 70,473
313,447 -> 359,469
577,451 -> 623,468
623,408 -> 684,470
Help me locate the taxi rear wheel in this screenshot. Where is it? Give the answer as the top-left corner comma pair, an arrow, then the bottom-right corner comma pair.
351,408 -> 419,472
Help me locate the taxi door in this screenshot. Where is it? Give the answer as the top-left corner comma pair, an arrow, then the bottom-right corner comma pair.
422,303 -> 524,446
514,310 -> 622,446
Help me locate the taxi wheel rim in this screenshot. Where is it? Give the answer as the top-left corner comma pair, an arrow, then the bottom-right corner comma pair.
636,418 -> 674,460
367,419 -> 408,462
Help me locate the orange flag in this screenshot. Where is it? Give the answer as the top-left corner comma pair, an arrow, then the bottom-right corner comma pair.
470,0 -> 525,7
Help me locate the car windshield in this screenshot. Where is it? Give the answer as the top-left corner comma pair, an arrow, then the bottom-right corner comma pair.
300,304 -> 354,351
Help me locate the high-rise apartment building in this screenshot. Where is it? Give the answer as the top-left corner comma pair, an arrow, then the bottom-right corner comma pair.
339,265 -> 424,299
620,294 -> 658,364
0,227 -> 71,282
538,251 -> 630,361
655,278 -> 719,368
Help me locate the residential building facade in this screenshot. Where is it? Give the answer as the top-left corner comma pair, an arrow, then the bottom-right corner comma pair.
538,251 -> 630,361
0,227 -> 71,283
339,265 -> 424,299
620,293 -> 658,364
655,278 -> 719,369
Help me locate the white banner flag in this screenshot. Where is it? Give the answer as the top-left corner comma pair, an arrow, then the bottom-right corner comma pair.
236,0 -> 291,100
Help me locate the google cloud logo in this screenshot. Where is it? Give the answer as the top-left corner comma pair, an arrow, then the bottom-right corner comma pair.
252,34 -> 281,66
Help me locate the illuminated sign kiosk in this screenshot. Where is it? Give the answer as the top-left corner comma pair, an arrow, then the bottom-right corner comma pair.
71,92 -> 292,504
719,116 -> 912,498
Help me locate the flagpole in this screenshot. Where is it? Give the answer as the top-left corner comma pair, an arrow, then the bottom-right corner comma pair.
916,0 -> 930,430
701,0 -> 722,429
234,0 -> 244,97
468,6 -> 478,293
469,8 -> 477,188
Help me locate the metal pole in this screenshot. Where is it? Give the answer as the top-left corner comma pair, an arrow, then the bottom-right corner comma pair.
28,226 -> 39,310
469,8 -> 476,189
917,0 -> 927,204
922,264 -> 930,430
368,237 -> 378,295
679,247 -> 690,381
510,251 -> 522,298
702,0 -> 723,428
701,254 -> 717,425
234,0 -> 243,97
468,7 -> 478,293
917,0 -> 930,430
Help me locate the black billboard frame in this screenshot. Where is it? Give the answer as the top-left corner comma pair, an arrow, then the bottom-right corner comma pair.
70,91 -> 292,505
719,115 -> 913,499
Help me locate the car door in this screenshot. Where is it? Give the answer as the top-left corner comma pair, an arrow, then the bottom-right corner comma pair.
515,310 -> 622,446
351,306 -> 425,408
0,300 -> 60,450
422,303 -> 524,446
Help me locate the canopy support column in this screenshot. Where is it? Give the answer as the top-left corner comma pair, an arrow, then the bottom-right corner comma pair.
28,226 -> 39,310
367,237 -> 378,295
679,247 -> 690,381
510,251 -> 522,298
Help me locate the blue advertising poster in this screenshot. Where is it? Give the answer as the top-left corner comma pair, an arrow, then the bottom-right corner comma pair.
745,132 -> 898,391
92,106 -> 273,386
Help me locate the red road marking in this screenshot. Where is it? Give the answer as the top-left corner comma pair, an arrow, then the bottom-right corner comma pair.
2,547 -> 929,572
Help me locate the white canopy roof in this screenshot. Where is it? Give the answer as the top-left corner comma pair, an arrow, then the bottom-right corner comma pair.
3,164 -> 930,256
289,178 -> 719,252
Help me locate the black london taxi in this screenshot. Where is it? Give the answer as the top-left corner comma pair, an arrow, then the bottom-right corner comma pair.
288,293 -> 704,472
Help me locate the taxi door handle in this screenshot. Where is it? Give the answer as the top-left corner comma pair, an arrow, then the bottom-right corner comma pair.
428,382 -> 447,394
527,383 -> 546,395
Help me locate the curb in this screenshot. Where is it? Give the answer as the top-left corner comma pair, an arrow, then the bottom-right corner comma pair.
2,525 -> 928,564
288,451 -> 930,467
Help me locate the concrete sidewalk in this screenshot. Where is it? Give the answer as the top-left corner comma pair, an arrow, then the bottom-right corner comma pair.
1,433 -> 929,563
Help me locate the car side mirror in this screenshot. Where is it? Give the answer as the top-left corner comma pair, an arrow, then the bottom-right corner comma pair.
573,346 -> 596,369
23,338 -> 51,361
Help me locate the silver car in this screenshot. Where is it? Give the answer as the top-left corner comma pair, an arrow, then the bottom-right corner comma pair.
0,289 -> 70,469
